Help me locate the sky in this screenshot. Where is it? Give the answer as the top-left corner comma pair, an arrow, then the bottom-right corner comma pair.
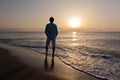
0,0 -> 120,32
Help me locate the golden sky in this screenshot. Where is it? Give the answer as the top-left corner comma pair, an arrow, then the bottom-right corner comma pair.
0,0 -> 120,32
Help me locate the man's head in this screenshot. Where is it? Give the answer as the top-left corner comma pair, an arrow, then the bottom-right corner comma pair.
49,17 -> 54,23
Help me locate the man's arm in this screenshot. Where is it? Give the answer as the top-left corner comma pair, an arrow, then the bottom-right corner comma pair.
56,25 -> 58,37
45,24 -> 48,36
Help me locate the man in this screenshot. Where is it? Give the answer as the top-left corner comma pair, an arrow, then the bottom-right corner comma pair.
45,17 -> 58,58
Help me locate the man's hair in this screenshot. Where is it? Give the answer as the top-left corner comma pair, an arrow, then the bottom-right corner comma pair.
49,17 -> 54,22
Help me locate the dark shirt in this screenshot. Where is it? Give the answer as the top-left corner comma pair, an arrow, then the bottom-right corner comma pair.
45,22 -> 58,39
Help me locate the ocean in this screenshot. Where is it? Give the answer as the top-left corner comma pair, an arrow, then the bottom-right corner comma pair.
0,31 -> 120,80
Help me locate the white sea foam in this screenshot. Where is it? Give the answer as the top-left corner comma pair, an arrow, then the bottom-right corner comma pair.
56,46 -> 120,80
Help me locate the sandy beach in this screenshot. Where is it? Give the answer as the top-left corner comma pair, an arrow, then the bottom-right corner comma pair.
0,43 -> 101,80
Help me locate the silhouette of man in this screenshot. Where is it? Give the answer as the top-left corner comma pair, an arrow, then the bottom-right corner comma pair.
45,17 -> 58,58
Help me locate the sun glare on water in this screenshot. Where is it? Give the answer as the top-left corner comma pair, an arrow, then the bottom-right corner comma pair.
68,17 -> 81,28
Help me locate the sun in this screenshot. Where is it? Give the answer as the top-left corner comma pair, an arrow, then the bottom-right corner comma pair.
68,17 -> 81,28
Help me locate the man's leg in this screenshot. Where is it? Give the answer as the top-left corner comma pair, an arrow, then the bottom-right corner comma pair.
52,39 -> 56,57
46,38 -> 50,56
45,46 -> 48,55
52,47 -> 55,57
45,38 -> 50,69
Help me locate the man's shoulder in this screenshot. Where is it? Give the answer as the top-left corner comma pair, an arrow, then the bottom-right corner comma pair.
46,23 -> 50,26
47,23 -> 57,27
52,23 -> 57,27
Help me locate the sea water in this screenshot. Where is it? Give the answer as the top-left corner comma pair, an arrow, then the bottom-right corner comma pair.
0,31 -> 120,80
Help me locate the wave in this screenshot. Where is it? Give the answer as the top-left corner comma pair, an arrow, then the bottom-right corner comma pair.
13,43 -> 119,80
56,46 -> 120,80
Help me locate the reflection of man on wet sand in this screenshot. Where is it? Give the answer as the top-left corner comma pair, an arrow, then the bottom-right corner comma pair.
44,56 -> 54,71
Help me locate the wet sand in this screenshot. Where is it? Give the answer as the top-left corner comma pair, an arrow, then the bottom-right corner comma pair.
0,43 -> 101,80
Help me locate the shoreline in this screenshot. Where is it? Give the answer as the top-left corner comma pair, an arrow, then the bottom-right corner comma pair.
0,43 -> 103,80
